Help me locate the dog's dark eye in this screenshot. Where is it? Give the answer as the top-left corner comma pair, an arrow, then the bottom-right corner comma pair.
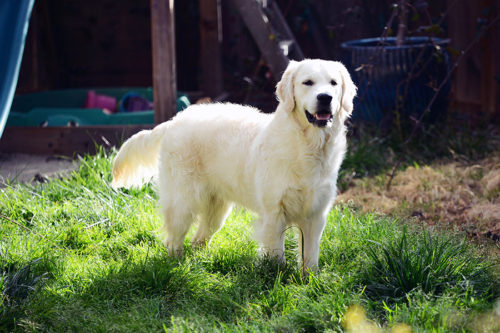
303,80 -> 314,86
330,80 -> 337,86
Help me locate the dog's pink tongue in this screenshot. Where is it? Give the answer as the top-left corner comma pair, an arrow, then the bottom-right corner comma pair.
315,113 -> 331,120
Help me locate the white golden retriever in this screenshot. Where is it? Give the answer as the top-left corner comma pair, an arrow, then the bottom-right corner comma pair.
112,59 -> 356,271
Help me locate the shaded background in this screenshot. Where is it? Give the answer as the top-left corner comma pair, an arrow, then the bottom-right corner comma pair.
15,0 -> 500,121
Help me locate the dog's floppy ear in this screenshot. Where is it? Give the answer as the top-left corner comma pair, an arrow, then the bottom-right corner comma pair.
276,60 -> 299,113
338,62 -> 357,118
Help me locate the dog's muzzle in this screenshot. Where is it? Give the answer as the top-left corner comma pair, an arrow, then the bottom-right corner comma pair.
305,93 -> 333,127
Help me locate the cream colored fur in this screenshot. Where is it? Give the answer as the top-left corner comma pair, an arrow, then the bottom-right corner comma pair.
112,59 -> 357,271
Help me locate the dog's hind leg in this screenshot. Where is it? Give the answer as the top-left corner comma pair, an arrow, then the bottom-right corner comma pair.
192,194 -> 232,248
158,150 -> 202,257
161,203 -> 195,257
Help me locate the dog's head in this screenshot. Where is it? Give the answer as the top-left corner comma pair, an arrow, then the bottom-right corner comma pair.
276,59 -> 357,128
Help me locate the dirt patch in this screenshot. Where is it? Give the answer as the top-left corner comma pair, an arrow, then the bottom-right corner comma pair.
0,153 -> 78,186
338,153 -> 500,241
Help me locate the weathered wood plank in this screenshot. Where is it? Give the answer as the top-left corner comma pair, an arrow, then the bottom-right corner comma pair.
151,0 -> 177,124
447,0 -> 500,117
0,125 -> 152,156
199,0 -> 223,97
480,0 -> 497,116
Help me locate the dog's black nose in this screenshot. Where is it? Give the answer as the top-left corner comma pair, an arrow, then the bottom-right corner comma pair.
317,93 -> 333,105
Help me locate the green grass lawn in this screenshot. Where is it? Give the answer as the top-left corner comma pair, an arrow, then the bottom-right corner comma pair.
1,151 -> 499,332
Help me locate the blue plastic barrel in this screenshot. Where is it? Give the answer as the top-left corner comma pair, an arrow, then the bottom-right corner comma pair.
341,37 -> 451,123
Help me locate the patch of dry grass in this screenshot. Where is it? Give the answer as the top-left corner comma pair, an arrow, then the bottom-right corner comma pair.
338,153 -> 500,239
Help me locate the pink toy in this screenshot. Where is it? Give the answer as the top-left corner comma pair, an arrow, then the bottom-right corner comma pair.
84,90 -> 117,112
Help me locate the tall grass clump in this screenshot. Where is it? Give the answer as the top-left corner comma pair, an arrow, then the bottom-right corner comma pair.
363,226 -> 496,301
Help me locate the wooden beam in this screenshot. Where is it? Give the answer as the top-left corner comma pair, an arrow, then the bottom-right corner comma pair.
230,0 -> 289,80
480,0 -> 496,116
150,0 -> 177,124
0,125 -> 152,156
199,0 -> 223,97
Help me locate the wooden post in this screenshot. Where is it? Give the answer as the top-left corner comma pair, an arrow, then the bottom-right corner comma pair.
151,0 -> 177,124
199,0 -> 223,98
480,0 -> 496,116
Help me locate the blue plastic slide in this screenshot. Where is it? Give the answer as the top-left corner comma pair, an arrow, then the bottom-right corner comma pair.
0,0 -> 35,139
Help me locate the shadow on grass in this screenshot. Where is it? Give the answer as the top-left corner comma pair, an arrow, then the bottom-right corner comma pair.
1,257 -> 52,330
4,248 -> 306,331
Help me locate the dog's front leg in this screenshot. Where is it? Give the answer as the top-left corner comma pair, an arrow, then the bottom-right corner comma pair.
299,214 -> 327,272
256,212 -> 287,264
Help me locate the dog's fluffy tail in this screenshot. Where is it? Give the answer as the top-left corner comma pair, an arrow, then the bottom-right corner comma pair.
111,122 -> 169,189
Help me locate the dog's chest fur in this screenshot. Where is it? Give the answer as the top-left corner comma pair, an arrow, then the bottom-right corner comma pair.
276,129 -> 340,220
